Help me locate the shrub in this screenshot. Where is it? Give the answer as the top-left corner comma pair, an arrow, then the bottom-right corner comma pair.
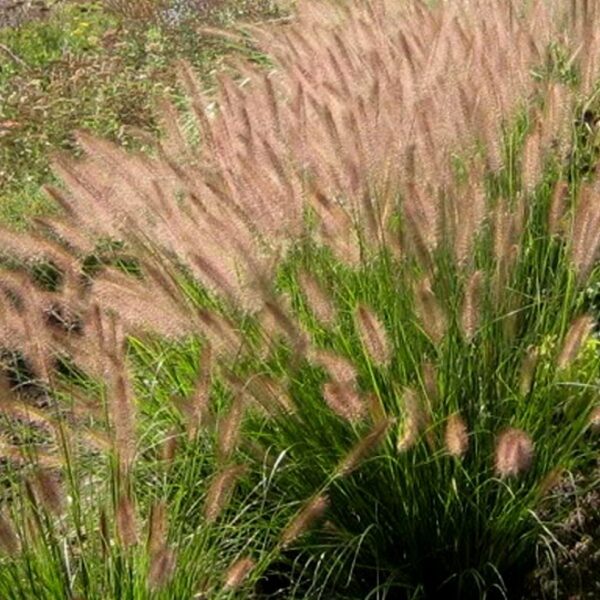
1,0 -> 600,598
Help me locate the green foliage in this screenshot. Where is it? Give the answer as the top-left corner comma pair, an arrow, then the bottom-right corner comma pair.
0,2 -> 599,600
0,0 -> 279,225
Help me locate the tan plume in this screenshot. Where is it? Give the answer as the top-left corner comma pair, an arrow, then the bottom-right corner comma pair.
557,315 -> 594,369
494,428 -> 534,478
355,304 -> 391,365
444,413 -> 469,458
397,387 -> 426,452
116,494 -> 138,548
204,464 -> 247,523
224,556 -> 255,590
336,418 -> 393,476
461,270 -> 484,342
323,380 -> 366,423
280,494 -> 329,548
298,270 -> 337,327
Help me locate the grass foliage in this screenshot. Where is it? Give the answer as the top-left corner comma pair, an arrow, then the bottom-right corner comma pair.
0,1 -> 600,599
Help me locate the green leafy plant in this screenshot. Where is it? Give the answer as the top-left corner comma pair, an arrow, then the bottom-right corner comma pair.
1,1 -> 600,599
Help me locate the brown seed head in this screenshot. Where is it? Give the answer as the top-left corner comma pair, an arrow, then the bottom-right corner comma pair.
224,556 -> 255,590
557,315 -> 594,369
445,413 -> 469,458
336,417 -> 393,476
148,546 -> 177,591
298,270 -> 337,327
355,304 -> 391,365
281,495 -> 329,548
204,464 -> 247,523
323,380 -> 366,423
494,428 -> 534,478
461,270 -> 484,342
147,501 -> 168,557
0,512 -> 20,556
397,387 -> 425,452
33,469 -> 65,517
311,349 -> 357,386
519,346 -> 539,395
414,278 -> 447,344
217,396 -> 245,464
116,495 -> 138,548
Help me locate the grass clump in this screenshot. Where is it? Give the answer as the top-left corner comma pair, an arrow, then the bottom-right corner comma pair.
1,0 -> 600,599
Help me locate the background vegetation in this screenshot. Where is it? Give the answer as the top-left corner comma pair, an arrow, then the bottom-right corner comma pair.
1,1 -> 600,599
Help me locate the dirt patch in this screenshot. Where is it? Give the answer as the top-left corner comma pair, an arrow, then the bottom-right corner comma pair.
0,0 -> 56,28
527,467 -> 600,599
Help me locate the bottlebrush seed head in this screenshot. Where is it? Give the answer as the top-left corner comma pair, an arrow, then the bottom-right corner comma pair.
494,428 -> 534,478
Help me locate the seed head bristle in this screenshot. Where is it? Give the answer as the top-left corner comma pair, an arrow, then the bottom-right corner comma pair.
147,501 -> 168,557
444,413 -> 469,458
0,512 -> 20,556
148,547 -> 177,591
33,469 -> 64,517
280,495 -> 329,548
323,380 -> 366,423
414,277 -> 447,344
367,393 -> 387,423
204,464 -> 247,523
336,417 -> 393,476
421,360 -> 438,409
355,304 -> 391,365
187,343 -> 213,438
216,396 -> 245,464
397,387 -> 426,452
298,270 -> 337,327
536,466 -> 564,499
224,556 -> 255,590
109,370 -> 137,471
116,494 -> 138,548
557,314 -> 594,369
246,375 -> 295,415
548,180 -> 568,236
494,427 -> 534,478
589,406 -> 600,433
521,118 -> 543,194
519,346 -> 540,395
461,270 -> 484,342
161,429 -> 179,464
311,348 -> 357,385
569,185 -> 600,282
